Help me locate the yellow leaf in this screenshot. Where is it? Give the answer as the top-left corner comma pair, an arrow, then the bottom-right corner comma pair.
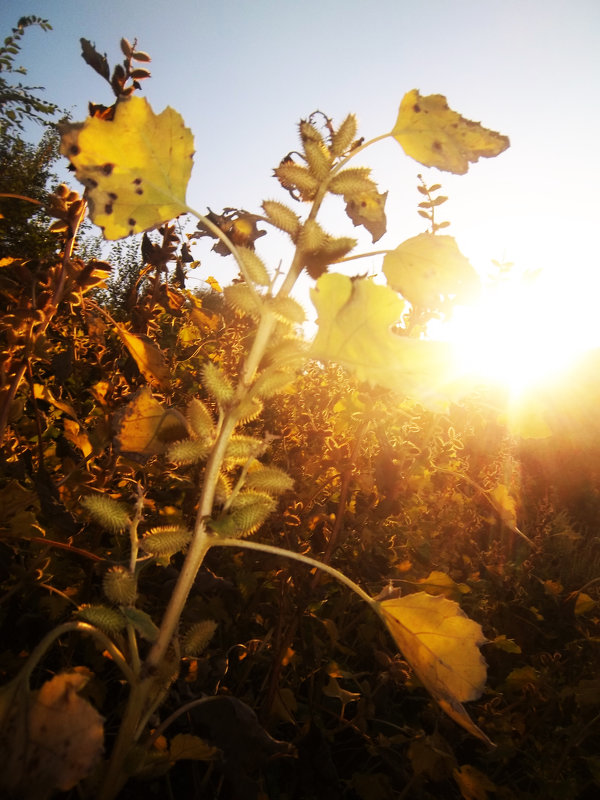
169,732 -> 217,762
310,274 -> 463,411
60,95 -> 193,239
501,398 -> 552,439
63,418 -> 93,458
379,592 -> 492,745
575,592 -> 596,615
489,484 -> 517,527
344,189 -> 388,243
392,89 -> 509,174
116,324 -> 170,388
453,764 -> 497,800
33,383 -> 79,420
417,570 -> 468,601
6,672 -> 104,793
205,276 -> 223,292
383,233 -> 480,311
113,388 -> 189,460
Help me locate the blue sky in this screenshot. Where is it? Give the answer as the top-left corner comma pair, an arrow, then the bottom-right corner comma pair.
4,0 -> 600,316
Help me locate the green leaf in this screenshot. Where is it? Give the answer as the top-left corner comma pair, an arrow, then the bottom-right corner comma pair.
122,607 -> 159,641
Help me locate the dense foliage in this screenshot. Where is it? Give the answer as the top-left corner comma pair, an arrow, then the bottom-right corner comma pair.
1,28 -> 600,800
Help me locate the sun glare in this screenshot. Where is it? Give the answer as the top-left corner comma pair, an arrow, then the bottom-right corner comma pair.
431,263 -> 600,396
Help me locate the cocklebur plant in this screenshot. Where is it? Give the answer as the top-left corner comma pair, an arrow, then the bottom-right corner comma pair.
0,37 -> 511,799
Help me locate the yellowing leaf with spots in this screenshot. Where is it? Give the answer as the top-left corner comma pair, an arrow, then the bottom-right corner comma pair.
392,90 -> 509,174
379,592 -> 493,745
60,95 -> 194,239
383,233 -> 479,311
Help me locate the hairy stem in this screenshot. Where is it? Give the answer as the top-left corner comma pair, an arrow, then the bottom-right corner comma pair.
210,536 -> 376,608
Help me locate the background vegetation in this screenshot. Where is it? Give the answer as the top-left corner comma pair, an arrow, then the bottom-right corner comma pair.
1,18 -> 600,800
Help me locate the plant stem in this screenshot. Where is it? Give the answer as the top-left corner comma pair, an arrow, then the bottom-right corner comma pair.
16,621 -> 136,687
209,536 -> 376,609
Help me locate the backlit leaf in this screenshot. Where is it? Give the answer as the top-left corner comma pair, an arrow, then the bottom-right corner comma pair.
489,484 -> 517,528
392,89 -> 509,174
170,733 -> 217,762
379,592 -> 492,744
417,570 -> 469,601
310,273 -> 463,410
344,189 -> 388,243
60,95 -> 194,239
116,325 -> 170,388
453,764 -> 497,800
383,233 -> 479,311
113,388 -> 189,460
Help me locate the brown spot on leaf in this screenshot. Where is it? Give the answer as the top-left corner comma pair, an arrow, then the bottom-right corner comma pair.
102,163 -> 114,176
69,145 -> 80,156
133,177 -> 142,185
413,104 -> 421,113
108,192 -> 118,201
135,188 -> 143,195
128,218 -> 136,226
432,141 -> 443,152
105,203 -> 113,214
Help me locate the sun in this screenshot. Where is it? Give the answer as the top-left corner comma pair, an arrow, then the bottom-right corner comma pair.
431,265 -> 600,396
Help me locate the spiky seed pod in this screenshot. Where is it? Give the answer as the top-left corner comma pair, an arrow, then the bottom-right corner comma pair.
81,494 -> 130,533
202,361 -> 234,406
223,283 -> 261,319
214,472 -> 232,505
261,200 -> 301,239
304,140 -> 332,181
245,465 -> 294,495
252,369 -> 294,399
230,491 -> 277,536
120,37 -> 133,57
182,620 -> 218,657
321,236 -> 357,261
261,337 -> 307,369
298,219 -> 327,253
141,526 -> 192,557
223,435 -> 266,466
210,491 -> 276,538
299,120 -> 323,144
76,604 -> 126,636
103,566 -> 137,605
331,113 -> 358,157
187,398 -> 215,438
167,438 -> 212,465
268,295 -> 306,326
274,163 -> 318,201
304,235 -> 357,278
236,246 -> 270,287
235,396 -> 264,425
329,168 -> 376,196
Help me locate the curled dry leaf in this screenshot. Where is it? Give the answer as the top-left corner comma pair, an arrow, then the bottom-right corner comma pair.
0,672 -> 104,797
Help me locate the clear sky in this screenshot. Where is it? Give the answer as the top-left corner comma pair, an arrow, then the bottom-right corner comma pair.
4,0 -> 600,337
